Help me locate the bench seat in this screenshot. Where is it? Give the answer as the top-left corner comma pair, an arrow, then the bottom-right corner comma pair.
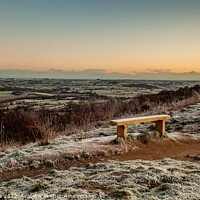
110,115 -> 170,138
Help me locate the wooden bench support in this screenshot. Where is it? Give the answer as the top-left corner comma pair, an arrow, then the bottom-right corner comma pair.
155,120 -> 165,136
117,124 -> 127,138
110,115 -> 170,139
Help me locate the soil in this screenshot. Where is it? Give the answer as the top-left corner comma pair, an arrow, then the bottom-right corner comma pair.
1,133 -> 199,184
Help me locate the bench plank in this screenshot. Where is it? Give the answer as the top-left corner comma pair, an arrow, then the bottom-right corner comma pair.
110,115 -> 170,126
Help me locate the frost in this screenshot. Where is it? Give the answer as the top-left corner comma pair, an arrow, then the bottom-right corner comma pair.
0,103 -> 200,199
0,159 -> 199,199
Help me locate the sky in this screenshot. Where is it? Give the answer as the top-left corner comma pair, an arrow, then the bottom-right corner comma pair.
0,0 -> 200,79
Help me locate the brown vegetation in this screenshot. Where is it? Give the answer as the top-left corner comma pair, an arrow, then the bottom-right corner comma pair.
0,85 -> 200,147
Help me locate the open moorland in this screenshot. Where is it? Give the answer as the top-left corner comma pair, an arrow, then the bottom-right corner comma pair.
0,79 -> 200,199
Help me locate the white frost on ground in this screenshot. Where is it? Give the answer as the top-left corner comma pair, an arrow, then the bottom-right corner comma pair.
0,159 -> 200,200
0,135 -> 118,173
0,103 -> 200,174
0,103 -> 200,199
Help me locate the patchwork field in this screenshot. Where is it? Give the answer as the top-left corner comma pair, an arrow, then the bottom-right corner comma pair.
1,78 -> 200,109
0,91 -> 13,97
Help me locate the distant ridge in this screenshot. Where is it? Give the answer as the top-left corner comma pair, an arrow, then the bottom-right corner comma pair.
0,69 -> 200,80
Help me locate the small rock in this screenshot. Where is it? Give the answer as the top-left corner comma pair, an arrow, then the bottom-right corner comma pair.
99,132 -> 108,136
65,154 -> 75,160
181,121 -> 189,126
109,190 -> 137,199
81,151 -> 90,159
148,124 -> 155,131
127,134 -> 137,142
85,163 -> 94,168
30,160 -> 41,170
170,119 -> 179,124
96,150 -> 106,157
180,108 -> 187,112
194,156 -> 200,161
195,118 -> 200,123
114,150 -> 121,155
113,137 -> 126,144
44,160 -> 55,167
30,181 -> 50,192
48,169 -> 59,176
74,154 -> 81,160
7,158 -> 19,168
0,152 -> 6,158
166,127 -> 172,131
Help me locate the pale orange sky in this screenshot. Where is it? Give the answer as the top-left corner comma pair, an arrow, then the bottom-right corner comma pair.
0,0 -> 200,75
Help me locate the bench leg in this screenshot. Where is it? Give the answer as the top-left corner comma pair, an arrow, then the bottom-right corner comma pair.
155,120 -> 165,136
117,125 -> 127,138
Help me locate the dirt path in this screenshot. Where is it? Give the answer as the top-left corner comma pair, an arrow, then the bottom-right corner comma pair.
0,133 -> 199,184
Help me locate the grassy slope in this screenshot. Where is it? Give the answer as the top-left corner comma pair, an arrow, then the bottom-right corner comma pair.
0,159 -> 199,199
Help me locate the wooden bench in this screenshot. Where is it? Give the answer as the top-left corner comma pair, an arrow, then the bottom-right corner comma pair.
109,115 -> 170,138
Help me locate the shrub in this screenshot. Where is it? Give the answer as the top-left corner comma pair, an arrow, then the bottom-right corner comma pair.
0,85 -> 199,146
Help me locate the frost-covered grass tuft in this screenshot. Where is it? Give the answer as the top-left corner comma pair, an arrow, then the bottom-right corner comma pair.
113,131 -> 162,144
0,159 -> 199,199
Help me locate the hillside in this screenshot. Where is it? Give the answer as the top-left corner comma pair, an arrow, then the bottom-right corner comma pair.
0,103 -> 200,199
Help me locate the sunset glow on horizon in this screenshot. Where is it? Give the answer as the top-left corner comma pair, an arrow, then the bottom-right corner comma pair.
0,0 -> 200,77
